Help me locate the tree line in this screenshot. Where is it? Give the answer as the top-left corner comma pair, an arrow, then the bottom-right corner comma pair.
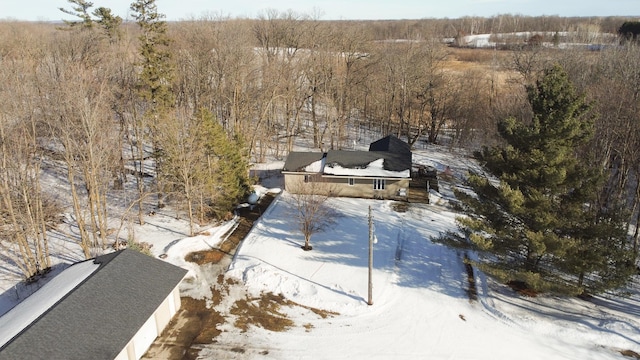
0,1 -> 638,292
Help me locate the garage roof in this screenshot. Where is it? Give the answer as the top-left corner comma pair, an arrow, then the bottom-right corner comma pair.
0,249 -> 187,360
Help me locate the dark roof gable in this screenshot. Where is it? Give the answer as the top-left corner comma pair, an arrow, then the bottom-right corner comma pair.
0,249 -> 187,360
368,135 -> 411,155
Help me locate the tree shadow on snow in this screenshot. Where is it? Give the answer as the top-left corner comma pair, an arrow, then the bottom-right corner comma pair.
243,195 -> 470,300
495,289 -> 640,347
300,208 -> 469,300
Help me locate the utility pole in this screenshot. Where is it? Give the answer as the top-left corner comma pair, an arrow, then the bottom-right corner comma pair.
368,205 -> 373,306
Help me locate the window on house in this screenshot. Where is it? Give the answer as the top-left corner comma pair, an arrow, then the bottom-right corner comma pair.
304,175 -> 310,183
373,179 -> 385,190
348,178 -> 355,186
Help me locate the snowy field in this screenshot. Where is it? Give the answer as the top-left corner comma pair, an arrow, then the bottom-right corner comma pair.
0,144 -> 639,359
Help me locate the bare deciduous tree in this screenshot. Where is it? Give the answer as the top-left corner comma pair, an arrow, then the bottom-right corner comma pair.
0,49 -> 57,279
36,30 -> 118,258
288,178 -> 337,251
324,25 -> 372,150
156,107 -> 208,235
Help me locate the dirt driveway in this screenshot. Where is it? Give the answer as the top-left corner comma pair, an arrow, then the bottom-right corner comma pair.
143,194 -> 276,360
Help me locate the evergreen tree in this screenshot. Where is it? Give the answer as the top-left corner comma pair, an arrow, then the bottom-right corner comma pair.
552,32 -> 560,47
456,64 -> 635,295
59,1 -> 121,41
200,109 -> 251,217
130,0 -> 174,109
93,7 -> 122,42
558,205 -> 635,293
130,0 -> 174,208
59,0 -> 94,29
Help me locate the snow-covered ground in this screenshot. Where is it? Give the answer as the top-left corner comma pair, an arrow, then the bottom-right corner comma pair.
1,144 -> 639,359
202,184 -> 640,359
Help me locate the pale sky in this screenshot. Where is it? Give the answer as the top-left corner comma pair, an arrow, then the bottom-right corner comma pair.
1,0 -> 639,22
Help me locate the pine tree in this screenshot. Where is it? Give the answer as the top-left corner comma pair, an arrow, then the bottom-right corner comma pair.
130,0 -> 174,209
131,0 -> 174,109
456,64 -> 635,295
59,0 -> 94,29
59,1 -> 121,42
200,109 -> 251,217
558,205 -> 635,294
93,7 -> 122,42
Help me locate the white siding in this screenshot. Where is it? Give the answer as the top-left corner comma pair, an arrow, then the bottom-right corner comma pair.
114,289 -> 183,360
114,346 -> 129,360
169,288 -> 177,314
133,314 -> 158,359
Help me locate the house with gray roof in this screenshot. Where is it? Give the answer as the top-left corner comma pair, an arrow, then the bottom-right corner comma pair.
0,249 -> 187,360
282,135 -> 412,199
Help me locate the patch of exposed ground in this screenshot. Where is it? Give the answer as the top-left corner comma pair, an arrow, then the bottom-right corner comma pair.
142,295 -> 226,360
144,192 -> 338,359
231,291 -> 340,333
621,349 -> 640,359
507,280 -> 539,298
231,292 -> 295,332
143,194 -> 275,359
184,250 -> 225,264
391,201 -> 409,212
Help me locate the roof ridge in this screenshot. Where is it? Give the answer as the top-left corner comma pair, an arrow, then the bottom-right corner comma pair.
0,254 -> 106,352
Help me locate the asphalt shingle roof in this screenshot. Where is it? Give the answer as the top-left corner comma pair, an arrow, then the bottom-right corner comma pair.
325,150 -> 411,173
283,136 -> 412,177
0,249 -> 187,360
368,135 -> 411,155
282,152 -> 325,172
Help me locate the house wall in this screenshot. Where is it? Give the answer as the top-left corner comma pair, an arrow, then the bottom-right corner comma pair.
284,173 -> 409,199
327,177 -> 409,199
114,285 -> 183,360
283,173 -> 307,193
